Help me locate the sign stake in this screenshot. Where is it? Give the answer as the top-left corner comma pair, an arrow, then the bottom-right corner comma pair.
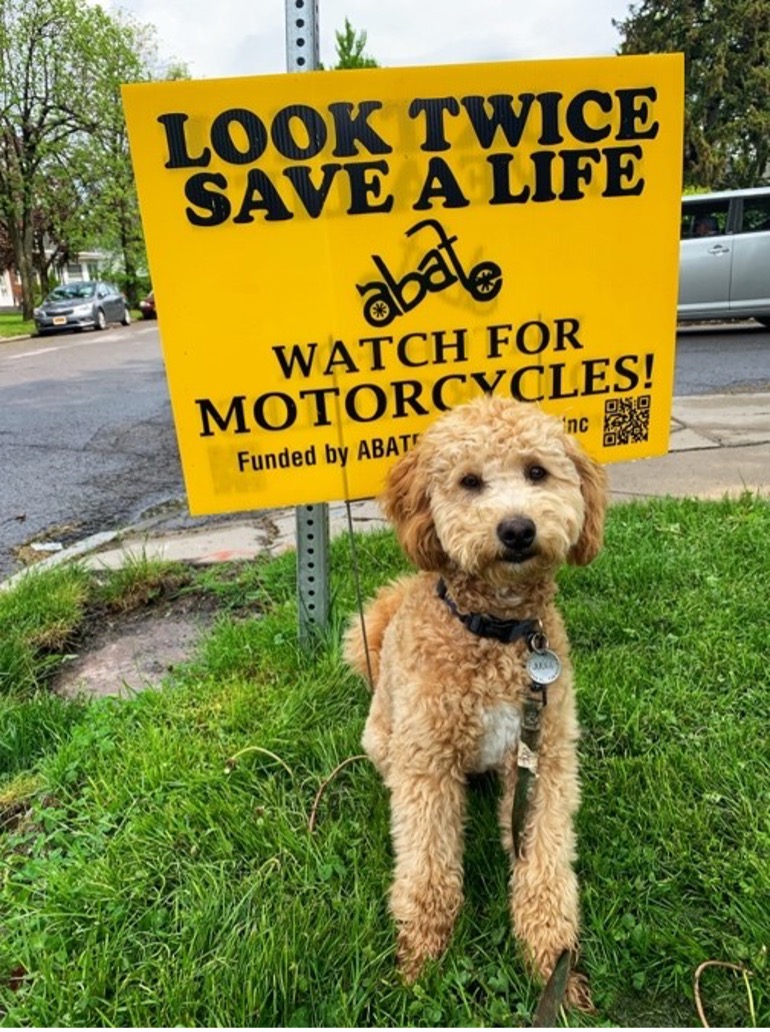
285,0 -> 330,645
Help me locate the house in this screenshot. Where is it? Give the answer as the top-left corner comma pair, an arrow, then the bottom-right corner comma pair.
0,251 -> 103,313
0,267 -> 21,312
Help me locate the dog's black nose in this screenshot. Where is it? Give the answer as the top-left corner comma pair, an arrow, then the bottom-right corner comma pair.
497,517 -> 536,551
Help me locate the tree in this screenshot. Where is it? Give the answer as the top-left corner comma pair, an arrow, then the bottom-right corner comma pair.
0,214 -> 13,273
85,18 -> 189,305
0,0 -> 182,316
333,18 -> 379,69
30,164 -> 86,294
614,0 -> 770,189
2,0 -> 65,313
79,16 -> 188,306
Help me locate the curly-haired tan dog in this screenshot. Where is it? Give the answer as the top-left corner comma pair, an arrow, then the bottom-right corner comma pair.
344,395 -> 606,1009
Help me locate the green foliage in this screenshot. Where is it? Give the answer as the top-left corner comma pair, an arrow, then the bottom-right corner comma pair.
0,0 -> 187,312
615,0 -> 770,189
0,498 -> 768,1025
334,18 -> 379,69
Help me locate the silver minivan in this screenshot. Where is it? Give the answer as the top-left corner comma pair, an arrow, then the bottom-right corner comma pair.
678,186 -> 770,328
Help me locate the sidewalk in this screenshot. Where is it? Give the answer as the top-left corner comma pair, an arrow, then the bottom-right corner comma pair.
4,392 -> 770,587
610,392 -> 770,500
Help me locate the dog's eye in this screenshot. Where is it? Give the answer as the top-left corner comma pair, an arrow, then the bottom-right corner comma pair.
526,465 -> 548,483
459,473 -> 483,490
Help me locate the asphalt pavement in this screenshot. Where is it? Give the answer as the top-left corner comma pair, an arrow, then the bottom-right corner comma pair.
3,390 -> 768,590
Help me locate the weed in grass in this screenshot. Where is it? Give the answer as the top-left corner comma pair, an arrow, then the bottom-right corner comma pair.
0,774 -> 40,837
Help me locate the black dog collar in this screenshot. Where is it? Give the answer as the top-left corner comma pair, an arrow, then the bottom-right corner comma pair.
436,578 -> 541,645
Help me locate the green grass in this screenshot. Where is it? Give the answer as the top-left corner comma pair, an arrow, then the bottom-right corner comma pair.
0,313 -> 35,338
0,565 -> 89,691
0,496 -> 768,1026
0,311 -> 145,338
91,553 -> 191,613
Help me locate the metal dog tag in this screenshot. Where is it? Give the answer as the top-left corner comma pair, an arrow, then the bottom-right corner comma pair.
526,649 -> 562,685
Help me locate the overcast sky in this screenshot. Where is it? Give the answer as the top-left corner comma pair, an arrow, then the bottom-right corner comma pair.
105,0 -> 631,80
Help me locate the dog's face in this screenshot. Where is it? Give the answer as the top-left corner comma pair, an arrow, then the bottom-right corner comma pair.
382,396 -> 607,585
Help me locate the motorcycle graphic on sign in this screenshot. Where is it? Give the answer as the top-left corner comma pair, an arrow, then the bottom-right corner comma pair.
357,218 -> 503,327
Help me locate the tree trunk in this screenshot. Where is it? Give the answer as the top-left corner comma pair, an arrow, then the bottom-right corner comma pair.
119,199 -> 141,307
6,214 -> 36,318
32,247 -> 51,299
18,218 -> 36,319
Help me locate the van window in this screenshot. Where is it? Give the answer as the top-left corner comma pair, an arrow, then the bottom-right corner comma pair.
739,195 -> 770,233
681,199 -> 730,239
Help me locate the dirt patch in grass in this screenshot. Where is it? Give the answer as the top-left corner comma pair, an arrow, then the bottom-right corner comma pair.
53,590 -> 220,700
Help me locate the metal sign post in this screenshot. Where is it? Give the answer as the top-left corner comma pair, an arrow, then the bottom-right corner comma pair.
285,0 -> 320,70
285,0 -> 330,645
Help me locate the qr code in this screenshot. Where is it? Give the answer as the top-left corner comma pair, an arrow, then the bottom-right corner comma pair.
603,396 -> 651,447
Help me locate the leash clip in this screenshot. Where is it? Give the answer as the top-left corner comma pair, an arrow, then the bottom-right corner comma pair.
528,624 -> 549,654
529,679 -> 549,707
525,626 -> 562,707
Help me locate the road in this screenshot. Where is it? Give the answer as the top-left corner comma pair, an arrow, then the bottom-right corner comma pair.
1,321 -> 183,579
2,320 -> 769,579
674,322 -> 770,395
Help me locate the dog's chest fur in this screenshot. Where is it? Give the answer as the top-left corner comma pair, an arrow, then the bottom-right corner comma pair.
460,645 -> 529,774
472,702 -> 521,772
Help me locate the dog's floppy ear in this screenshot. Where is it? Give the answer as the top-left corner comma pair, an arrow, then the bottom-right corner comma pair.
566,439 -> 608,566
381,444 -> 446,570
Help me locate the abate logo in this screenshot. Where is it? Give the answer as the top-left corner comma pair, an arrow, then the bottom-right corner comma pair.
357,218 -> 503,327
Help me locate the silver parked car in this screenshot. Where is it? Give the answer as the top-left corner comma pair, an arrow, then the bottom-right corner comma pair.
678,187 -> 770,328
34,280 -> 131,335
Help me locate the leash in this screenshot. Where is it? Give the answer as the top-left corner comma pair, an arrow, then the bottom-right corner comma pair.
516,630 -> 573,1025
532,948 -> 573,1026
512,629 -> 560,858
436,579 -> 574,1023
516,631 -> 573,1026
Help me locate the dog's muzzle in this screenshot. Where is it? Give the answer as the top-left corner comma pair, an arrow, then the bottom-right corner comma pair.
497,516 -> 537,562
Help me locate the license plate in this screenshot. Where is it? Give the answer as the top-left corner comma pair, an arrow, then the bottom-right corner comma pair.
53,316 -> 66,326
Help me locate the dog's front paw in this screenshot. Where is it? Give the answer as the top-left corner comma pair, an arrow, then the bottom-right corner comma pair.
396,942 -> 425,984
396,924 -> 449,983
391,874 -> 462,982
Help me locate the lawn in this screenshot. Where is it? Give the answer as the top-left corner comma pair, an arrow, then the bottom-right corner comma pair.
0,496 -> 768,1026
0,313 -> 35,339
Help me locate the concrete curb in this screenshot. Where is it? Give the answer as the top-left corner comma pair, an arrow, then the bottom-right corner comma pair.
0,499 -> 388,590
1,530 -> 122,591
0,333 -> 34,344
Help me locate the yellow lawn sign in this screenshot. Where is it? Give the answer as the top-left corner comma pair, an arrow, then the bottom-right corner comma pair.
122,53 -> 684,514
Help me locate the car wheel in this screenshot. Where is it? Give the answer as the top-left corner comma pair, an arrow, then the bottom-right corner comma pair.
95,308 -> 107,331
121,306 -> 131,326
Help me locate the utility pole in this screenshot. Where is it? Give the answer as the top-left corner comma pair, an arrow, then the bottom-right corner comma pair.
285,0 -> 330,646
